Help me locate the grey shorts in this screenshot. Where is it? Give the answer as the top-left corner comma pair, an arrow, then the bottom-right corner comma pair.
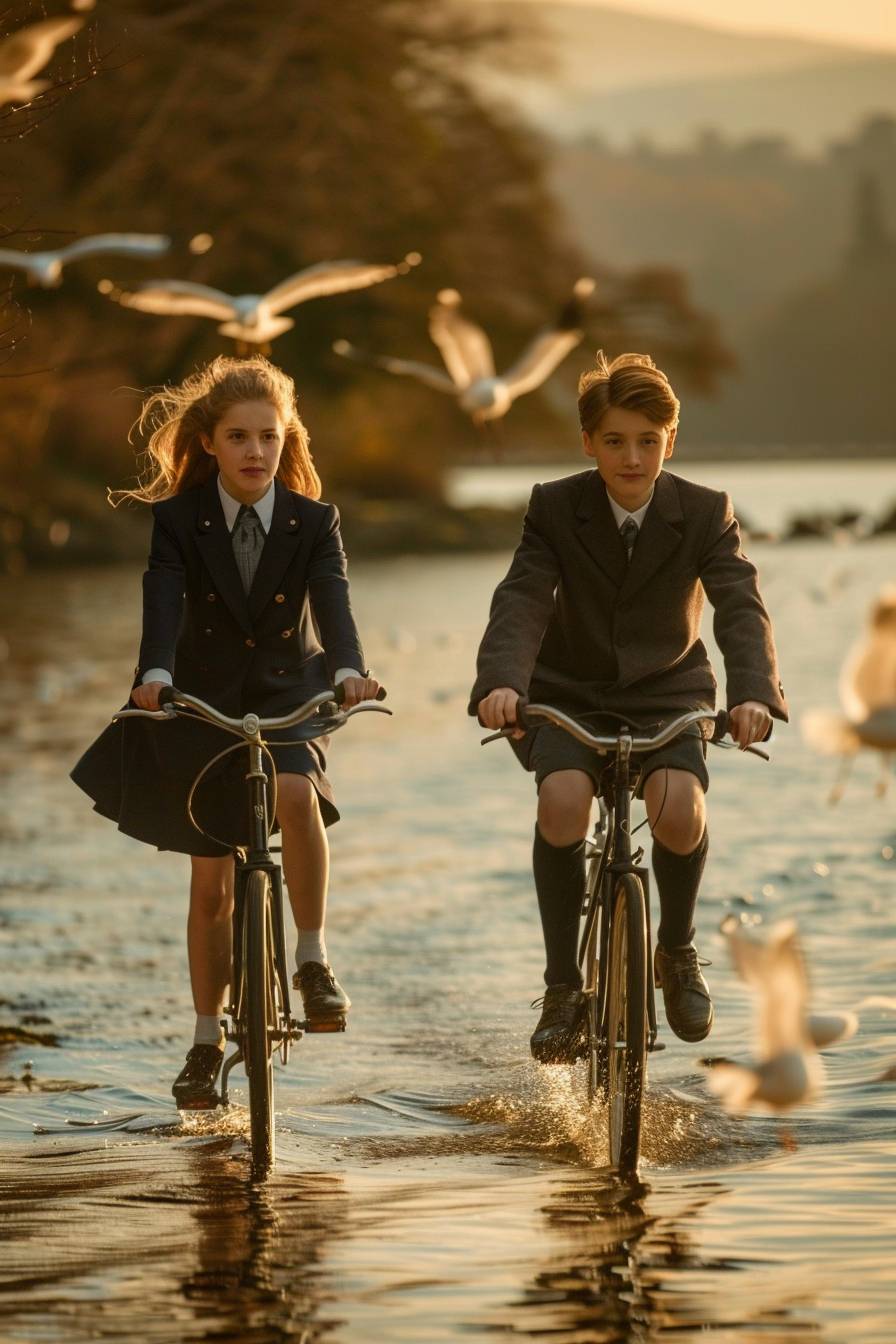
512,718 -> 709,799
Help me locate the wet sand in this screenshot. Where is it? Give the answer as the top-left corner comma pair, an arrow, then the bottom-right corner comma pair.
1,533 -> 895,1341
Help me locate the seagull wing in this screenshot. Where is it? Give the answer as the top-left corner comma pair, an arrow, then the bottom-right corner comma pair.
333,340 -> 455,395
0,247 -> 28,271
117,281 -> 236,320
807,1011 -> 859,1049
59,233 -> 171,263
501,327 -> 583,399
263,260 -> 401,315
0,17 -> 83,82
428,292 -> 494,389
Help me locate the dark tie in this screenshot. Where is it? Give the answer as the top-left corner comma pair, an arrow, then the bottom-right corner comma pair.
232,504 -> 265,593
620,516 -> 639,563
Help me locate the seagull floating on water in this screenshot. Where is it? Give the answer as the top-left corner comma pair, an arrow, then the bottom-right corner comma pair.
334,278 -> 595,425
111,254 -> 421,348
702,918 -> 856,1114
0,15 -> 84,107
802,585 -> 896,799
0,233 -> 171,288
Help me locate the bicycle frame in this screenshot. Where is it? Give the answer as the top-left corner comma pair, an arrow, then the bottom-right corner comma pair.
580,727 -> 661,1059
220,736 -> 295,1108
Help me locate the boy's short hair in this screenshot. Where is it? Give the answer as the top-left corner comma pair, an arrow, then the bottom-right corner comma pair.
578,351 -> 680,436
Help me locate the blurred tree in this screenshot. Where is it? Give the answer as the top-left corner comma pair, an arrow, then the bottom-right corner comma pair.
3,0 -> 733,554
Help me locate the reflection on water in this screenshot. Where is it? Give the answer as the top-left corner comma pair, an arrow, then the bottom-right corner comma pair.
1,533 -> 896,1341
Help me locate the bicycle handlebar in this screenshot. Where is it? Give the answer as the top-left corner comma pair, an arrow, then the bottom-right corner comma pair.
114,682 -> 390,739
481,700 -> 768,760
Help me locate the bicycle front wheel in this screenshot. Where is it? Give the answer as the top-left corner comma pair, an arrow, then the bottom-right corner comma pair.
244,868 -> 275,1173
604,873 -> 648,1175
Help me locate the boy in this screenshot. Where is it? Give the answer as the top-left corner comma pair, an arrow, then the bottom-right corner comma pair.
470,352 -> 786,1062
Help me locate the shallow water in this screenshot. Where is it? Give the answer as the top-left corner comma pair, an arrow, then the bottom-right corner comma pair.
1,524 -> 895,1341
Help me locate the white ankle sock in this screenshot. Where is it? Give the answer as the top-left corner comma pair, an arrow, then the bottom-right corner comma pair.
295,928 -> 327,969
193,1013 -> 225,1048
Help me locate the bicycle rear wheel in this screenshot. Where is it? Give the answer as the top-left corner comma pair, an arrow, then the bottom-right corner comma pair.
243,869 -> 275,1173
604,873 -> 648,1175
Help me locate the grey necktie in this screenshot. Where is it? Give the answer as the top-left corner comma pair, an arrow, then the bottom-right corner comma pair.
232,504 -> 265,593
620,516 -> 639,563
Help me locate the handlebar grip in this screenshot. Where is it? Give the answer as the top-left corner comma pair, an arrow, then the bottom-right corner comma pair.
332,682 -> 387,706
710,709 -> 728,743
514,695 -> 531,732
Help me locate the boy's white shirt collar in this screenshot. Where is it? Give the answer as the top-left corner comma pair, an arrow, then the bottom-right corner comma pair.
217,476 -> 275,533
606,486 -> 654,531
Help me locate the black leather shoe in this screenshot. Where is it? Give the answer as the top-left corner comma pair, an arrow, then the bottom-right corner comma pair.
293,962 -> 350,1031
530,984 -> 586,1064
172,1044 -> 224,1109
654,943 -> 714,1042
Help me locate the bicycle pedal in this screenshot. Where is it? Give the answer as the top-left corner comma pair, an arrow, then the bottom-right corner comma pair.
648,1040 -> 667,1052
303,1017 -> 347,1034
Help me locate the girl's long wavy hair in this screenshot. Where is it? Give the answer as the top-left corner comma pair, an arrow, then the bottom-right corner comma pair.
111,355 -> 321,505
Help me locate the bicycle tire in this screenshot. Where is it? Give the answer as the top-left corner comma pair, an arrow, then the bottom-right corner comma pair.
604,873 -> 648,1175
244,868 -> 275,1173
582,854 -> 604,1105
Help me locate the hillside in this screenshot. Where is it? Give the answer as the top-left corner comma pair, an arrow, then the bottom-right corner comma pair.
473,2 -> 896,150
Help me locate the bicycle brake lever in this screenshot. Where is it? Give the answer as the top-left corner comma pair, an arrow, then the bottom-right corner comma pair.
480,729 -> 514,745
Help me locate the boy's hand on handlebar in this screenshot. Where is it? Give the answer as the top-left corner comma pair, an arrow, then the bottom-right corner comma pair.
729,701 -> 772,750
131,681 -> 167,711
338,675 -> 383,708
478,688 -> 525,740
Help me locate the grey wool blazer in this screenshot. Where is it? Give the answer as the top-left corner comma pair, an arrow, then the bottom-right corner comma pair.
468,468 -> 787,726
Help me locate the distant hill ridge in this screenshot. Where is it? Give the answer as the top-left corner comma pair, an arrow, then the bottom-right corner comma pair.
474,2 -> 896,150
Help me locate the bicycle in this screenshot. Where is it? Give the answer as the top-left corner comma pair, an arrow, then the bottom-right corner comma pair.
115,682 -> 389,1174
483,702 -> 766,1176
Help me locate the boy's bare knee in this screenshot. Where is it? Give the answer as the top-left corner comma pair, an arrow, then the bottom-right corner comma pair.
276,774 -> 319,829
537,770 -> 594,846
645,770 -> 705,854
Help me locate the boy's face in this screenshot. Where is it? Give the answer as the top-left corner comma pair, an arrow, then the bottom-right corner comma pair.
583,406 -> 675,512
203,399 -> 286,504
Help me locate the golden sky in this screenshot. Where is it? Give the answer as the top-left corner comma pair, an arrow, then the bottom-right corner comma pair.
524,0 -> 896,52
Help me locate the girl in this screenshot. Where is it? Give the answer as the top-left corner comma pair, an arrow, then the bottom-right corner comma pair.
72,355 -> 381,1106
470,352 -> 786,1062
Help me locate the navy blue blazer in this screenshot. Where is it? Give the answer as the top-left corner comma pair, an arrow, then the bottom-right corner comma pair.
71,473 -> 364,853
137,473 -> 365,711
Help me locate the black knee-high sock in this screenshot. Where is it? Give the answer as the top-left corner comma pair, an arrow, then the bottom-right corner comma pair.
533,826 -> 585,988
653,829 -> 708,950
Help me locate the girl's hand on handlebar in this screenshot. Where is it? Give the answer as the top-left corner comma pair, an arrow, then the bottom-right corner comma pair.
728,701 -> 772,750
478,687 -> 525,740
131,680 -> 167,711
338,675 -> 383,709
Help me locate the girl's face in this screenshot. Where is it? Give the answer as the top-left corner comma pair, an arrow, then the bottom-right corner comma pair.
583,406 -> 675,512
203,400 -> 286,504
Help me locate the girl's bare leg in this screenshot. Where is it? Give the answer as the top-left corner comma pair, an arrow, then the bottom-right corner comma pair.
188,855 -> 234,1016
276,772 -> 329,934
276,772 -> 349,1021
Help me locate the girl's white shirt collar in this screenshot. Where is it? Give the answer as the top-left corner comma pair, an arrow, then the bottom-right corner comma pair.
217,476 -> 275,533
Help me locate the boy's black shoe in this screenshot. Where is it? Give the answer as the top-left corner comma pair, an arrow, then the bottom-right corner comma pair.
530,985 -> 586,1063
293,962 -> 350,1032
172,1044 -> 224,1109
654,943 -> 714,1042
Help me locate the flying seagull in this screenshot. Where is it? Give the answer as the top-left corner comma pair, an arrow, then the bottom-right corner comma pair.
0,233 -> 170,289
333,278 -> 595,424
802,585 -> 896,800
702,918 -> 856,1115
0,15 -> 84,107
111,254 -> 421,348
